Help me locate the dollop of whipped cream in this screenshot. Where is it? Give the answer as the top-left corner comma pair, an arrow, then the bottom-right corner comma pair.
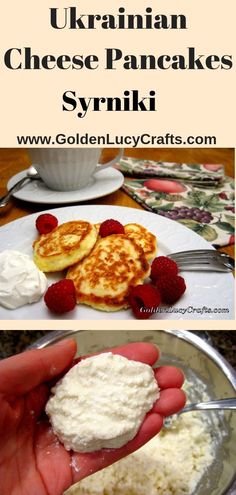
0,250 -> 48,309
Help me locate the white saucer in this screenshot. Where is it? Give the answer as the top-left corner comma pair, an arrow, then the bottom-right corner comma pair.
7,167 -> 124,204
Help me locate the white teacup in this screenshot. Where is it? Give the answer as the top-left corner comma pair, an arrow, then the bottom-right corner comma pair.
28,148 -> 123,191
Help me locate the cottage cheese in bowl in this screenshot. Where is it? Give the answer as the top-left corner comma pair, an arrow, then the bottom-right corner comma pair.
67,379 -> 223,495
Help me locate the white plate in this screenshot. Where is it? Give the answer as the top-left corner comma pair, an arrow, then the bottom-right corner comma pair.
7,167 -> 124,204
0,205 -> 234,320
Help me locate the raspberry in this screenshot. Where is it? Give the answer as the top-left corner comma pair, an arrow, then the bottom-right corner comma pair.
99,219 -> 125,237
155,275 -> 186,305
44,279 -> 76,314
151,256 -> 178,282
128,284 -> 161,319
36,213 -> 58,235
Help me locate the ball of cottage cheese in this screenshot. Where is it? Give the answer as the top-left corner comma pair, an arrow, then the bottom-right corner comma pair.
0,250 -> 48,309
46,352 -> 159,452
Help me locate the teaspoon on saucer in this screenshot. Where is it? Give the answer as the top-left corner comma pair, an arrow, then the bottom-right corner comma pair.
0,166 -> 40,208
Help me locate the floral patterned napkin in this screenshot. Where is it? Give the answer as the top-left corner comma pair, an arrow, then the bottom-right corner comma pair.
115,157 -> 235,247
117,157 -> 225,184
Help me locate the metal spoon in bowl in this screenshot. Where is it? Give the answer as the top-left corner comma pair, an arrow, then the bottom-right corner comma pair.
165,397 -> 236,427
0,166 -> 40,208
179,397 -> 236,413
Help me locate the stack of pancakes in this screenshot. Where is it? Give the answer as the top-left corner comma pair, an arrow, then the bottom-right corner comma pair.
33,220 -> 157,312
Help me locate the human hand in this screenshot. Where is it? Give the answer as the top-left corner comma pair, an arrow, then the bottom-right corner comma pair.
0,339 -> 186,495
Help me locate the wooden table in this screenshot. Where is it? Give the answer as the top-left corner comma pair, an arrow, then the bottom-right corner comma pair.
0,148 -> 234,259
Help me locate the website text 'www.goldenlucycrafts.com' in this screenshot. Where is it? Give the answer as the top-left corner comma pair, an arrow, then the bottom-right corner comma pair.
16,132 -> 217,147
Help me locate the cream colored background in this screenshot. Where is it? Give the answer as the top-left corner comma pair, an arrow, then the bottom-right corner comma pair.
1,320 -> 236,331
0,0 -> 235,146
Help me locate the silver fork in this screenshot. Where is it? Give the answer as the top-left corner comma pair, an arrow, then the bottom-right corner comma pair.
168,249 -> 234,272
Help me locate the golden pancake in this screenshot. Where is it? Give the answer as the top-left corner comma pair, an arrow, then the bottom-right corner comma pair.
67,234 -> 150,311
95,222 -> 157,260
124,223 -> 157,260
33,221 -> 98,272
